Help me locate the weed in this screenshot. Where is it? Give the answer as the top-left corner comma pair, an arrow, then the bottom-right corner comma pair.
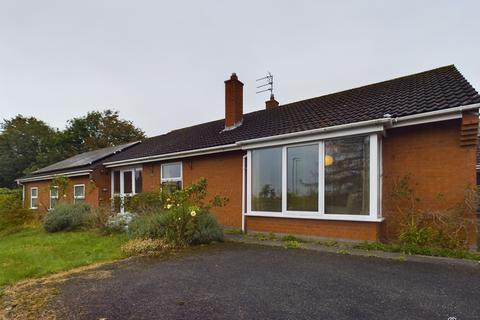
224,228 -> 243,235
284,240 -> 301,249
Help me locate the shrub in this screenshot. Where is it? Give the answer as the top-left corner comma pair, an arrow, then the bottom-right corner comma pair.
384,176 -> 476,250
87,205 -> 115,230
121,238 -> 173,257
127,213 -> 168,239
43,203 -> 91,232
0,188 -> 35,232
186,211 -> 223,245
128,178 -> 225,245
125,192 -> 164,215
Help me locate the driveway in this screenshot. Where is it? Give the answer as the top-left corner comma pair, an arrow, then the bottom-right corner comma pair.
51,243 -> 479,320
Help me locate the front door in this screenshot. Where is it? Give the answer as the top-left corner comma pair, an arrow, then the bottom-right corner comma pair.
120,170 -> 134,214
112,167 -> 143,214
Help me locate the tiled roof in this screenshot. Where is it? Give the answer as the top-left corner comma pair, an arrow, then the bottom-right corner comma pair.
104,65 -> 480,164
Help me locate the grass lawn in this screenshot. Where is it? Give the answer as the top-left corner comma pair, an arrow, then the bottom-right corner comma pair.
0,227 -> 128,287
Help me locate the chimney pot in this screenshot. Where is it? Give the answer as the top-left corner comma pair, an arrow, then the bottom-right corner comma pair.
265,94 -> 279,109
224,72 -> 244,129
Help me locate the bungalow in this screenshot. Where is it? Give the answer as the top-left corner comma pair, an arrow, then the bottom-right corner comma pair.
18,65 -> 480,245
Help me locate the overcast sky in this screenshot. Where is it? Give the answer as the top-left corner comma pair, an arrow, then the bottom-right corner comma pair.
0,1 -> 479,136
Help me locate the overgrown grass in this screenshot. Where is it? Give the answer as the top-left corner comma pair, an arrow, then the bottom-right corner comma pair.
0,227 -> 128,287
353,241 -> 480,261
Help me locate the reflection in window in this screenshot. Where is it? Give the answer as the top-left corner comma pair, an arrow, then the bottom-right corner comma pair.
324,136 -> 369,215
123,171 -> 133,194
50,187 -> 59,209
252,147 -> 282,212
74,185 -> 86,204
161,162 -> 182,192
113,171 -> 120,194
135,169 -> 142,193
287,145 -> 318,211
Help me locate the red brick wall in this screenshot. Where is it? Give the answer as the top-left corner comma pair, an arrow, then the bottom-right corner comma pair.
21,166 -> 113,215
142,150 -> 245,227
246,217 -> 381,241
382,118 -> 477,244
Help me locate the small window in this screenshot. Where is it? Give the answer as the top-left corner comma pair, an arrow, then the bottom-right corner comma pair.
161,162 -> 182,192
74,184 -> 85,204
30,187 -> 38,209
50,186 -> 59,209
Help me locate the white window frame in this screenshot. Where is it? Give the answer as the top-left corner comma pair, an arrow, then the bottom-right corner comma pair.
245,133 -> 382,222
73,184 -> 85,204
49,186 -> 59,210
30,187 -> 38,209
161,162 -> 183,190
111,166 -> 143,214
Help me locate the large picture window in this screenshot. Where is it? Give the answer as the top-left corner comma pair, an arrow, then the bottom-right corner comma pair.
324,136 -> 369,215
251,147 -> 282,212
287,144 -> 319,211
246,133 -> 379,221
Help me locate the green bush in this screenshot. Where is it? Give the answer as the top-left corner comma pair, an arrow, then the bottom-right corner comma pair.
399,225 -> 433,247
0,188 -> 34,232
127,213 -> 168,239
186,210 -> 223,244
128,178 -> 225,246
43,203 -> 91,232
125,192 -> 164,215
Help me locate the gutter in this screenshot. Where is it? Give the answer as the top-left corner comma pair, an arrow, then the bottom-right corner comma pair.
235,118 -> 393,146
391,103 -> 480,127
16,169 -> 93,183
103,103 -> 480,167
103,144 -> 240,168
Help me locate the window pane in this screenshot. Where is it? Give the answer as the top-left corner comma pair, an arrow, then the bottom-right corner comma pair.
51,198 -> 59,208
31,197 -> 38,208
252,148 -> 282,212
135,169 -> 143,193
324,136 -> 370,215
287,145 -> 318,211
31,188 -> 37,197
123,171 -> 133,193
162,163 -> 181,179
114,171 -> 120,193
74,185 -> 85,198
51,187 -> 58,198
161,181 -> 182,193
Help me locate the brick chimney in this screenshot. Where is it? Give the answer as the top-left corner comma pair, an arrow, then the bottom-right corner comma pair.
224,73 -> 243,129
265,94 -> 279,109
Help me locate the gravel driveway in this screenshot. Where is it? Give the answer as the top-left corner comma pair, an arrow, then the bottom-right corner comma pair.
51,242 -> 480,320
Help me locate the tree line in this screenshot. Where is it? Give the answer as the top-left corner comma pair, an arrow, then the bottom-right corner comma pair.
0,110 -> 146,188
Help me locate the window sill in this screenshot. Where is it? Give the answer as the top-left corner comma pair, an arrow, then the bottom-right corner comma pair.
245,212 -> 384,223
